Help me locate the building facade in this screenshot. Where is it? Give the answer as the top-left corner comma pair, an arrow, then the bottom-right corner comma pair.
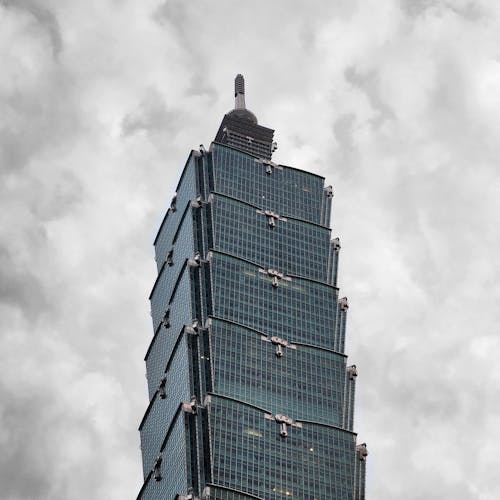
138,75 -> 368,500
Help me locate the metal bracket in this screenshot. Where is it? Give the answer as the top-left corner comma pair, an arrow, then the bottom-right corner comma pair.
175,493 -> 197,500
187,252 -> 202,268
265,413 -> 302,437
262,335 -> 296,357
332,237 -> 341,251
158,376 -> 167,399
259,268 -> 292,287
166,249 -> 174,267
170,195 -> 177,212
162,307 -> 171,329
153,455 -> 162,481
182,396 -> 199,415
191,195 -> 203,208
256,209 -> 288,228
339,297 -> 349,312
255,158 -> 283,174
185,320 -> 200,335
356,443 -> 368,461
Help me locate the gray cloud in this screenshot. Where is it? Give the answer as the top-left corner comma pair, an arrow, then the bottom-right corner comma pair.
0,0 -> 62,56
400,0 -> 485,21
344,66 -> 396,126
122,89 -> 179,137
154,1 -> 218,100
0,390 -> 53,500
0,247 -> 47,312
1,0 -> 499,499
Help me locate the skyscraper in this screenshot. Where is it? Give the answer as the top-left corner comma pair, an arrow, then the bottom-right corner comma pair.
137,75 -> 368,500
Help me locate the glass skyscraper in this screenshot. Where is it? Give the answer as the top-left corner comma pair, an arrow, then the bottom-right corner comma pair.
137,75 -> 368,500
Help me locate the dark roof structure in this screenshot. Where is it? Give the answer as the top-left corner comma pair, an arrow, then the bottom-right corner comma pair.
214,74 -> 275,159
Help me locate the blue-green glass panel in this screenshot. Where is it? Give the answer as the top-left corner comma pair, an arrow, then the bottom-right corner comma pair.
154,155 -> 197,271
210,253 -> 338,350
146,269 -> 193,399
354,455 -> 367,500
209,319 -> 346,426
141,336 -> 190,476
212,145 -> 326,225
210,194 -> 330,282
344,376 -> 356,432
208,486 -> 262,499
150,211 -> 194,332
138,412 -> 188,499
328,240 -> 340,287
334,306 -> 347,354
208,396 -> 355,500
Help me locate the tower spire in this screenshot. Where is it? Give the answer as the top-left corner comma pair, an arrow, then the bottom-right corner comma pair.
226,74 -> 258,124
235,74 -> 246,110
214,74 -> 274,158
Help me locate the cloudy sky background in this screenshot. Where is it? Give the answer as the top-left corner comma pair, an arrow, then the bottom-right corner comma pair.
1,0 -> 499,498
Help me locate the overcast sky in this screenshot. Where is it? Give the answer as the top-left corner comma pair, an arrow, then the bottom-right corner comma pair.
1,0 -> 499,499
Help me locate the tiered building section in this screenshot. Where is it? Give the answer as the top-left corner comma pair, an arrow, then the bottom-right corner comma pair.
138,75 -> 367,499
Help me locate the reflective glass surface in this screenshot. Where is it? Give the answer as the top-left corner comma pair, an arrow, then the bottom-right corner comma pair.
146,268 -> 193,399
208,396 -> 355,500
334,307 -> 348,354
138,411 -> 188,499
154,156 -> 198,272
212,145 -> 328,226
208,318 -> 346,426
140,336 -> 190,475
209,252 -> 338,350
209,194 -> 331,283
150,212 -> 195,333
208,486 -> 262,499
345,376 -> 356,432
139,140 -> 363,499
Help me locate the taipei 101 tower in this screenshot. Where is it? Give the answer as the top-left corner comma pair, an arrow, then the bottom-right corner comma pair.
137,75 -> 368,500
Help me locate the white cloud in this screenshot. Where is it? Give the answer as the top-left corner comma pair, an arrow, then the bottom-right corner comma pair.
1,0 -> 499,498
